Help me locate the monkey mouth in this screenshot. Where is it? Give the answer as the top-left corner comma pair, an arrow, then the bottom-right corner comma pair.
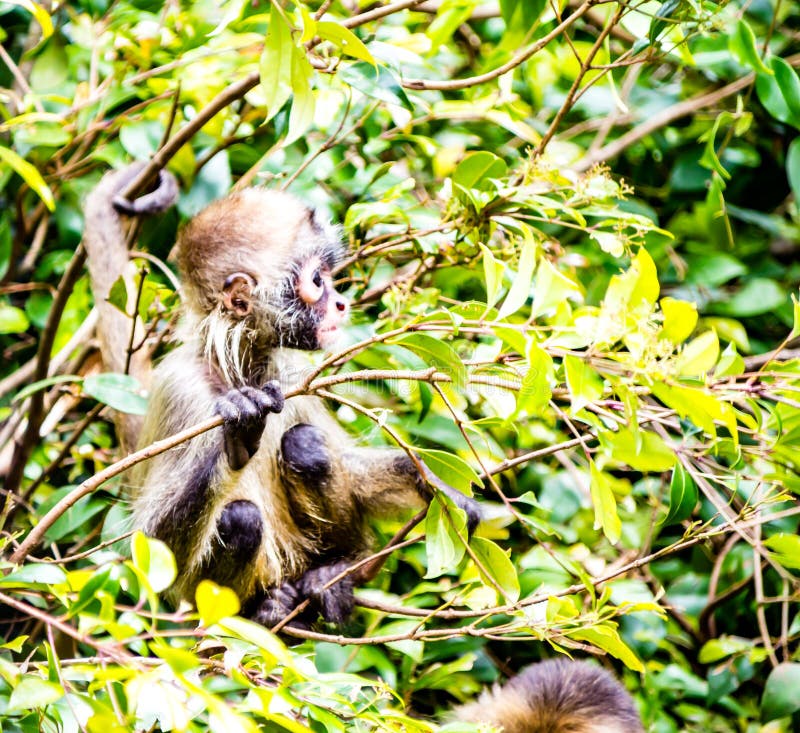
317,326 -> 340,348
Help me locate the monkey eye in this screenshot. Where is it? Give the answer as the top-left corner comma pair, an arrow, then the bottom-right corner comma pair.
298,261 -> 326,304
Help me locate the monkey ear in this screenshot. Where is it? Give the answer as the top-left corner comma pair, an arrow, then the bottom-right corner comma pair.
222,272 -> 256,318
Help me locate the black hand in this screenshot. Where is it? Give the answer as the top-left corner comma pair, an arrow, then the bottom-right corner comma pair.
298,561 -> 355,625
215,380 -> 284,470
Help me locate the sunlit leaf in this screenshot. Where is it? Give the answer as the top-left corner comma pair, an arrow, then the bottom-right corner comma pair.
317,21 -> 375,65
590,462 -> 621,544
425,495 -> 468,577
130,532 -> 177,593
564,355 -> 604,413
196,580 -> 241,626
0,146 -> 55,211
260,5 -> 294,122
469,536 -> 520,602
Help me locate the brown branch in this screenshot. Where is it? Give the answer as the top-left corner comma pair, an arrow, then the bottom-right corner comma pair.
401,0 -> 595,90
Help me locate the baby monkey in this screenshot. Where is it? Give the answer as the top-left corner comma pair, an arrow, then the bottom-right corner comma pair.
86,168 -> 480,627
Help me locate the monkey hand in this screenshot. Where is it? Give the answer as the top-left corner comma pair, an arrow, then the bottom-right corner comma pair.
420,468 -> 482,535
298,561 -> 355,626
252,581 -> 311,630
215,381 -> 284,470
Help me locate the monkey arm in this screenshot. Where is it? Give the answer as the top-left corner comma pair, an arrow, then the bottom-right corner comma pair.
340,448 -> 482,532
215,381 -> 284,470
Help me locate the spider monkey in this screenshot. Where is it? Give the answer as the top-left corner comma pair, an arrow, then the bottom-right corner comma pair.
84,165 -> 480,627
84,166 -> 644,732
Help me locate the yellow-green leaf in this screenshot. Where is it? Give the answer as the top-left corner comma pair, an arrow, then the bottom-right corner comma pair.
660,296 -> 698,344
196,579 -> 241,626
564,354 -> 604,413
6,0 -> 53,40
470,536 -> 520,602
675,330 -> 719,376
570,624 -> 644,672
531,258 -> 582,317
602,427 -> 675,472
498,239 -> 536,319
479,244 -> 505,309
590,462 -> 621,544
0,146 -> 55,211
316,21 -> 375,65
260,5 -> 294,122
130,531 -> 176,593
286,46 -> 315,145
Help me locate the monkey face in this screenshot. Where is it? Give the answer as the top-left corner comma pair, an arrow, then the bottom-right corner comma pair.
283,254 -> 349,350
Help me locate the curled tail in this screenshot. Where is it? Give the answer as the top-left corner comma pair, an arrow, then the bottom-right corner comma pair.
83,163 -> 178,452
453,659 -> 643,733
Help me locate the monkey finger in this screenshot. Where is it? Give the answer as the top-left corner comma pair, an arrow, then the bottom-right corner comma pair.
215,389 -> 261,423
260,380 -> 285,413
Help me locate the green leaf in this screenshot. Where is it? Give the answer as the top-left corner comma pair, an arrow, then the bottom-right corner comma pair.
729,19 -> 771,75
479,244 -> 505,310
762,663 -> 800,722
7,677 -> 63,712
418,448 -> 480,494
517,340 -> 553,416
470,536 -> 520,602
260,4 -> 294,122
107,275 -> 130,314
12,374 -> 79,403
0,563 -> 67,588
453,151 -> 508,192
764,534 -> 800,570
675,330 -> 719,376
787,138 -> 800,207
564,355 -> 604,413
316,21 -> 375,65
771,57 -> 800,125
427,0 -> 477,49
393,333 -> 467,389
531,258 -> 583,318
714,343 -> 745,378
497,239 -> 536,319
216,616 -> 293,667
0,303 -> 30,334
131,532 -> 177,593
589,462 -> 621,544
425,495 -> 468,577
662,464 -> 698,525
196,580 -> 241,626
286,45 -> 315,145
338,62 -> 412,109
0,146 -> 55,211
570,624 -> 644,672
602,427 -> 675,472
82,373 -> 148,415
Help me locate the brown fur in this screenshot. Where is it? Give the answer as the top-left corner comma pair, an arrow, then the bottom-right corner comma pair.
128,188 -> 429,607
453,659 -> 644,733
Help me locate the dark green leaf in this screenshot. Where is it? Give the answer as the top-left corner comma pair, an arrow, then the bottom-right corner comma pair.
662,465 -> 698,525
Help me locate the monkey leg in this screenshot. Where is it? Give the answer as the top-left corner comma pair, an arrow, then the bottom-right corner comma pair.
280,423 -> 331,483
215,381 -> 284,470
202,500 -> 264,590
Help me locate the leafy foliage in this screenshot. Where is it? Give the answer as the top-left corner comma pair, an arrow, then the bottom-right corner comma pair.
1,0 -> 800,731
